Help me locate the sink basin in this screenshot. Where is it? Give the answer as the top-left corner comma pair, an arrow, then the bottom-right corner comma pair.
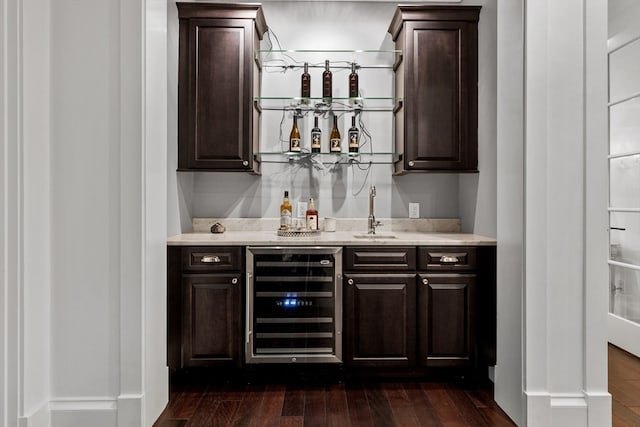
352,234 -> 398,239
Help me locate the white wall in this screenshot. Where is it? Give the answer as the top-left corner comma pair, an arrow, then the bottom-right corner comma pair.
168,0 -> 496,233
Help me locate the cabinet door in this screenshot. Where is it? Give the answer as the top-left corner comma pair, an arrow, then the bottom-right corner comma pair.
403,19 -> 478,171
178,18 -> 256,171
418,273 -> 476,367
182,274 -> 241,367
344,274 -> 416,368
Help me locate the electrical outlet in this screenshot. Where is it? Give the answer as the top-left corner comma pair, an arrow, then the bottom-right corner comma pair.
409,202 -> 420,218
296,201 -> 308,218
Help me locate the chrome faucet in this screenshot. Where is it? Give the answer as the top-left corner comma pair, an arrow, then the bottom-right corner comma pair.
368,185 -> 383,234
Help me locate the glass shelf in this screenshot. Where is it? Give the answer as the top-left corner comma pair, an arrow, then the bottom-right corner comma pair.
254,151 -> 401,165
254,97 -> 403,112
256,49 -> 402,69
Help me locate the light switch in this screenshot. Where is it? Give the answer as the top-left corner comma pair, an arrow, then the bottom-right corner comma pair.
409,203 -> 420,218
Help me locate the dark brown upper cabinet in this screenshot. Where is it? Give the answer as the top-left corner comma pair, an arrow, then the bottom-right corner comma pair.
177,3 -> 267,172
388,6 -> 480,173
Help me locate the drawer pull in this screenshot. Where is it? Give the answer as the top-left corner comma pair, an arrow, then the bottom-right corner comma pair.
347,279 -> 354,285
201,255 -> 221,263
440,255 -> 459,263
231,278 -> 238,285
422,278 -> 429,285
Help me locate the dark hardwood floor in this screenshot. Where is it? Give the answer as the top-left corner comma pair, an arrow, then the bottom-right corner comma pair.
610,344 -> 640,427
153,375 -> 516,427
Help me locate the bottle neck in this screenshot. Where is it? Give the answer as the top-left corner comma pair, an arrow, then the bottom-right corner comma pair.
352,116 -> 356,126
314,116 -> 319,127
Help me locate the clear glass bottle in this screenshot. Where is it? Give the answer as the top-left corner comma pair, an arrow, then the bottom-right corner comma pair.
289,116 -> 301,152
329,114 -> 341,153
306,197 -> 318,231
280,191 -> 292,230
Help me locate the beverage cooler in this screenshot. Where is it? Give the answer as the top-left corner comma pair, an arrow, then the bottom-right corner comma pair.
246,247 -> 343,363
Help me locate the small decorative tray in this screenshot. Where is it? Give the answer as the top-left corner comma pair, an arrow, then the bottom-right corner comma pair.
277,229 -> 320,238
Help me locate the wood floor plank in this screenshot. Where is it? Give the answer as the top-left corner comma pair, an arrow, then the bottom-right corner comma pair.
255,384 -> 287,427
382,383 -> 420,427
365,383 -> 397,427
401,382 -> 441,427
281,386 -> 305,417
230,384 -> 266,427
209,401 -> 241,427
154,420 -> 188,427
446,386 -> 490,427
478,407 -> 518,427
609,380 -> 640,407
609,344 -> 640,382
303,386 -> 327,427
346,383 -> 375,427
278,416 -> 304,427
326,384 -> 350,427
185,392 -> 221,427
420,383 -> 466,427
612,399 -> 640,427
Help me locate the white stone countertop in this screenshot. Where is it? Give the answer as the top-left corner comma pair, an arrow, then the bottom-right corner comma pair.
167,218 -> 496,246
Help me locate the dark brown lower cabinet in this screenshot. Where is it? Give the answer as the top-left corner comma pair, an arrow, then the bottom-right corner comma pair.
418,273 -> 476,368
344,274 -> 416,368
182,274 -> 241,367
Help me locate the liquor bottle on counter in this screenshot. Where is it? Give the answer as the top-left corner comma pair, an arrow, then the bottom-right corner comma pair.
280,191 -> 292,230
289,115 -> 301,152
322,60 -> 332,102
311,116 -> 321,153
348,115 -> 360,153
306,198 -> 318,231
301,62 -> 311,100
349,62 -> 359,98
329,114 -> 341,153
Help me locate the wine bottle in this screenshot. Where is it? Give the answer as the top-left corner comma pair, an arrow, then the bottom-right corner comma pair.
329,114 -> 341,153
301,62 -> 311,100
349,62 -> 359,98
306,198 -> 318,231
280,191 -> 292,231
311,116 -> 321,153
348,115 -> 360,153
322,60 -> 332,101
289,115 -> 301,152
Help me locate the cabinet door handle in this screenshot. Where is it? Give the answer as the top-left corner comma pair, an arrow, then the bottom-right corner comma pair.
201,255 -> 221,263
440,255 -> 459,263
422,278 -> 429,285
242,160 -> 249,167
347,278 -> 354,285
408,160 -> 415,167
231,278 -> 238,285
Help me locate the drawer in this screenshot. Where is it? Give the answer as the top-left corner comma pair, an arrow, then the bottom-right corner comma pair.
182,247 -> 242,272
418,246 -> 477,271
344,246 -> 416,271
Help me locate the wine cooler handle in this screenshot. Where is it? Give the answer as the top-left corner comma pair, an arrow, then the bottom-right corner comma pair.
440,255 -> 459,263
347,278 -> 354,285
201,255 -> 221,263
246,272 -> 252,345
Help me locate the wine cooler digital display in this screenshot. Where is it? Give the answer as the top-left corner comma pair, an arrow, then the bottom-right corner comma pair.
246,246 -> 343,364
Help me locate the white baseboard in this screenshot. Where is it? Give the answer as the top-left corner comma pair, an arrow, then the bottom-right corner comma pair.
18,401 -> 50,427
525,391 -> 610,427
117,394 -> 143,427
49,399 -> 117,427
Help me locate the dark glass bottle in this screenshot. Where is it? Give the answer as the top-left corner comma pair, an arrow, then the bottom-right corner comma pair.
311,116 -> 321,153
322,60 -> 332,101
349,62 -> 359,98
301,62 -> 311,99
348,115 -> 359,153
